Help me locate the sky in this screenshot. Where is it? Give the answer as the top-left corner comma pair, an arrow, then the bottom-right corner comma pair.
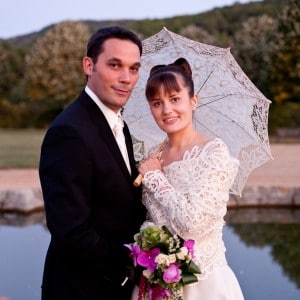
0,0 -> 256,39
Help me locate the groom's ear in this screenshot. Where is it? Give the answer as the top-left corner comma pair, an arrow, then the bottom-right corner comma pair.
83,56 -> 93,76
172,58 -> 192,77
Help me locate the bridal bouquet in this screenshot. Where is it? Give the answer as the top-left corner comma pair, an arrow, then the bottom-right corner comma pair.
125,225 -> 201,300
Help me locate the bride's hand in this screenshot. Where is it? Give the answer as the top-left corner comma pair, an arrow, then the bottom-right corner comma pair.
138,155 -> 162,175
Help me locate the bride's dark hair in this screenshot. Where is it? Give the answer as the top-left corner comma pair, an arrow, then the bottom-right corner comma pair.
145,57 -> 194,100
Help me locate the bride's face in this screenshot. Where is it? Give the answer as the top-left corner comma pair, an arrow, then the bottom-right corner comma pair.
148,74 -> 197,135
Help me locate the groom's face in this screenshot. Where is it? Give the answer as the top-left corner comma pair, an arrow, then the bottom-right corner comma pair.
86,38 -> 141,113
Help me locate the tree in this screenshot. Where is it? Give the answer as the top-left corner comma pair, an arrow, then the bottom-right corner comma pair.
25,21 -> 91,108
269,0 -> 300,103
231,14 -> 277,99
179,24 -> 218,46
0,42 -> 26,103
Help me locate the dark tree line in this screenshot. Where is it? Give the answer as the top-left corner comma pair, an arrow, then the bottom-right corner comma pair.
0,0 -> 299,132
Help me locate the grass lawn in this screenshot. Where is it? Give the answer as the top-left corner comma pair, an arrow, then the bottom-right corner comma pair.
0,129 -> 299,169
0,129 -> 46,169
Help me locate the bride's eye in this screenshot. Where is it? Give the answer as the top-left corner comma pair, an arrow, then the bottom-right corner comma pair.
150,101 -> 161,107
171,97 -> 180,103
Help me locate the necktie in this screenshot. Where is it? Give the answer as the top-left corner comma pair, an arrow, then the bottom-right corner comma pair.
113,116 -> 131,174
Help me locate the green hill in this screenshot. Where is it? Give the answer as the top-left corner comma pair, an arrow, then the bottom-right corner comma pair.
4,0 -> 288,48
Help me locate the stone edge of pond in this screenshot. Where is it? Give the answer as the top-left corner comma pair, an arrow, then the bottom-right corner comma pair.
229,185 -> 300,208
0,185 -> 300,213
0,188 -> 44,213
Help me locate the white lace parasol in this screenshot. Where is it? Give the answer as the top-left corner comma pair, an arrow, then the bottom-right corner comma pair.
123,27 -> 272,195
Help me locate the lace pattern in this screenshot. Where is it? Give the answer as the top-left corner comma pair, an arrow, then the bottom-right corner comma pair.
141,138 -> 239,279
123,27 -> 272,195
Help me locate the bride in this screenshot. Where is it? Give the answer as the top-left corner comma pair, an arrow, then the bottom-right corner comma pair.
132,58 -> 244,299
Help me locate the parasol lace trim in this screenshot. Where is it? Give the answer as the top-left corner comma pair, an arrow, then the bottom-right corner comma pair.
124,27 -> 272,195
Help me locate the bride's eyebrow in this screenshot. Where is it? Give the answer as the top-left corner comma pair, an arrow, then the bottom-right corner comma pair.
148,97 -> 161,102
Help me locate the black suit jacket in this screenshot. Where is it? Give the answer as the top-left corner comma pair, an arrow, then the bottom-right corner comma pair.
39,90 -> 146,300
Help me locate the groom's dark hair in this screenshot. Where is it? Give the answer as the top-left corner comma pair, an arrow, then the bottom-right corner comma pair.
86,26 -> 142,64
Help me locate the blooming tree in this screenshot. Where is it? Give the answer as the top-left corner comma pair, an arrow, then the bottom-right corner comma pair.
231,14 -> 277,99
179,24 -> 218,46
269,0 -> 300,103
25,21 -> 90,108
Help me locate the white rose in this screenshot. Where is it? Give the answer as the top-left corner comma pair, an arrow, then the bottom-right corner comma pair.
143,269 -> 151,279
155,253 -> 169,266
167,254 -> 177,264
176,247 -> 188,260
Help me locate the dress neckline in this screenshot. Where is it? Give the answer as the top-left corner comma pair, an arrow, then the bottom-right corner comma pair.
160,137 -> 218,169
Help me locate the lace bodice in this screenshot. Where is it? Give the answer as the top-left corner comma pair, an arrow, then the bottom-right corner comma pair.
141,138 -> 239,279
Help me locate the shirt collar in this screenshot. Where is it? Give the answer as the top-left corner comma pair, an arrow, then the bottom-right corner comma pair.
85,85 -> 121,130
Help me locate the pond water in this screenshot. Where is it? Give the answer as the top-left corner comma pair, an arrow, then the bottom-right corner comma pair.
0,208 -> 300,300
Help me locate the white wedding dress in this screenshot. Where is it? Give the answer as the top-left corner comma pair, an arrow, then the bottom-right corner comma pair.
132,138 -> 244,299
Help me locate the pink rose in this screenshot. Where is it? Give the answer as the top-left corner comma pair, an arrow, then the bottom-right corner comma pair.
163,263 -> 181,283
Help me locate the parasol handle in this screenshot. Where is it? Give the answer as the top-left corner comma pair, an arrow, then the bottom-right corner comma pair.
133,174 -> 143,187
133,140 -> 166,187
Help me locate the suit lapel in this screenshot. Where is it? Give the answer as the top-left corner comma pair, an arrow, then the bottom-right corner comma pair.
123,122 -> 139,178
78,91 -> 133,179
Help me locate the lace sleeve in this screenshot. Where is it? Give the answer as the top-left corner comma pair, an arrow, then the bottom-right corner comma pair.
141,139 -> 239,237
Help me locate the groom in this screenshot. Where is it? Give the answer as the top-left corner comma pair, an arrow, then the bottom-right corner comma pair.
39,26 -> 146,300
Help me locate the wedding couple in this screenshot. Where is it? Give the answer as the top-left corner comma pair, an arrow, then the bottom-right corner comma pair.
39,26 -> 244,300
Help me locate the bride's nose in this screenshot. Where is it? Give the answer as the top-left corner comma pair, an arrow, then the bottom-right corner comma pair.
162,103 -> 173,114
